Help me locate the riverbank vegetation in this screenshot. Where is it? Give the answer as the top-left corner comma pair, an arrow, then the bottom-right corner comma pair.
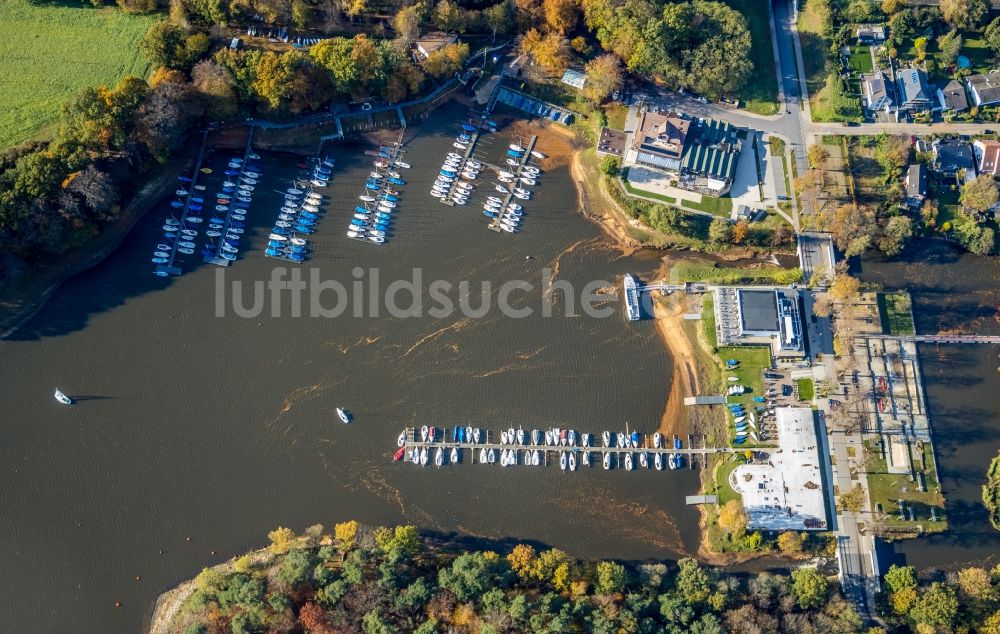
164,522 -> 855,634
984,450 -> 1000,531
162,523 -> 1000,633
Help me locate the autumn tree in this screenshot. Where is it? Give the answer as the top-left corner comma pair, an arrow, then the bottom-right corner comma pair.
718,500 -> 748,537
878,215 -> 913,257
424,42 -> 470,78
819,203 -> 878,256
335,520 -> 358,549
960,173 -> 999,214
732,219 -> 749,245
910,582 -> 959,630
393,4 -> 421,42
543,0 -> 578,34
582,53 -> 623,103
941,0 -> 988,31
807,143 -> 830,170
434,0 -> 463,32
777,531 -> 805,555
520,28 -> 571,74
828,273 -> 861,304
268,526 -> 297,554
485,0 -> 515,39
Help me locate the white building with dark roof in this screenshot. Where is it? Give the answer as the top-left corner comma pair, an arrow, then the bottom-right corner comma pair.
967,71 -> 1000,107
713,286 -> 804,358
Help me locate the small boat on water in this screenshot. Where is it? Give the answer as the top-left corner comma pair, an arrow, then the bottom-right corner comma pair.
617,432 -> 625,447
495,185 -> 509,194
638,452 -> 648,468
560,452 -> 567,470
420,448 -> 429,466
531,150 -> 545,159
501,430 -> 509,445
653,432 -> 663,449
435,448 -> 444,467
510,144 -> 525,153
420,425 -> 429,441
569,452 -> 577,471
625,453 -> 634,471
654,452 -> 664,470
582,433 -> 591,447
394,160 -> 410,169
480,448 -> 488,463
603,431 -> 611,446
397,431 -> 407,447
516,428 -> 525,444
668,454 -> 677,470
392,447 -> 405,462
450,447 -> 459,464
54,389 -> 73,406
603,452 -> 612,470
453,142 -> 467,149
532,450 -> 541,466
487,448 -> 496,463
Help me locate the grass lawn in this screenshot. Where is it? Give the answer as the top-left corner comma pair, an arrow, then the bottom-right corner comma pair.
670,261 -> 802,285
723,0 -> 779,115
865,441 -> 947,534
603,103 -> 628,131
703,294 -> 718,349
797,377 -> 815,401
847,46 -> 873,75
877,292 -> 915,336
0,0 -> 157,148
680,195 -> 734,217
798,0 -> 831,115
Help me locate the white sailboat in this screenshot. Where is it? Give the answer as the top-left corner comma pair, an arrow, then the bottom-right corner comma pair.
53,389 -> 73,406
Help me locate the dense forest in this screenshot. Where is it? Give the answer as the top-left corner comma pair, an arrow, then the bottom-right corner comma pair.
166,522 -> 1000,634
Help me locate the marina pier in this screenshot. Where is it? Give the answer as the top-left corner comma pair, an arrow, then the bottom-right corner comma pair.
396,426 -> 733,469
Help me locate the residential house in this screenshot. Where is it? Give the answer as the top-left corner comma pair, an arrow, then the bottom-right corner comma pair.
905,164 -> 927,209
932,139 -> 976,178
627,111 -> 741,196
862,70 -> 895,113
413,32 -> 458,60
856,26 -> 886,45
966,71 -> 1000,107
973,139 -> 1000,176
937,79 -> 969,112
896,68 -> 934,111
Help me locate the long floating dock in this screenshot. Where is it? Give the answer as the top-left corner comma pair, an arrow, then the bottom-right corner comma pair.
487,134 -> 537,233
396,427 -> 732,469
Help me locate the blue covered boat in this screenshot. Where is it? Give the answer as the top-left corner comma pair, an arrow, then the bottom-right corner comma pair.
388,177 -> 404,185
462,123 -> 475,131
383,194 -> 398,202
293,225 -> 314,234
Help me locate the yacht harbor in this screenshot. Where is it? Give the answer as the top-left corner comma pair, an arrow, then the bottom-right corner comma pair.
394,425 -> 729,470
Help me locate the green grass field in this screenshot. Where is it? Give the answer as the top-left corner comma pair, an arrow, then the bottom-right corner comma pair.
723,0 -> 779,115
847,46 -> 873,75
796,377 -> 815,401
877,292 -> 916,336
0,0 -> 158,148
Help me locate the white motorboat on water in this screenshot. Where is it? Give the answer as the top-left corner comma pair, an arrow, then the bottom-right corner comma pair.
495,185 -> 509,193
654,452 -> 664,470
499,171 -> 515,179
480,448 -> 488,463
531,150 -> 545,159
336,408 -> 351,423
653,432 -> 663,448
560,453 -> 567,470
625,453 -> 634,471
510,144 -> 525,153
450,447 -> 459,464
602,431 -> 612,446
487,448 -> 496,463
359,195 -> 376,202
638,452 -> 648,468
532,450 -> 541,466
397,431 -> 407,447
420,425 -> 429,441
453,142 -> 467,149
394,160 -> 410,169
54,389 -> 73,406
435,448 -> 444,467
603,452 -> 612,469
420,448 -> 429,466
569,453 -> 577,471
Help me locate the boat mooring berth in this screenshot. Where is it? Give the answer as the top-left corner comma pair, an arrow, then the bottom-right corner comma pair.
394,426 -> 732,470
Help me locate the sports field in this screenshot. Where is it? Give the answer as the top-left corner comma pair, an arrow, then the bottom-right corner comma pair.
0,0 -> 158,148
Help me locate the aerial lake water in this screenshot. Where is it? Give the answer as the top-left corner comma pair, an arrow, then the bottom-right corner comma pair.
0,103 -> 701,633
0,101 -> 997,632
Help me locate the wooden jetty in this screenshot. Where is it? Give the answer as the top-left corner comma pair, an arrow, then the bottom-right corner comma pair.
396,427 -> 733,469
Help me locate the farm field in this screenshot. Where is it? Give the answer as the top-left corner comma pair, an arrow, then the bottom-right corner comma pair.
0,0 -> 157,148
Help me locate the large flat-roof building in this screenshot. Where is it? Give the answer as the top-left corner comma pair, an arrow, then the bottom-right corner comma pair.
730,407 -> 830,531
714,286 -> 804,358
627,111 -> 741,196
